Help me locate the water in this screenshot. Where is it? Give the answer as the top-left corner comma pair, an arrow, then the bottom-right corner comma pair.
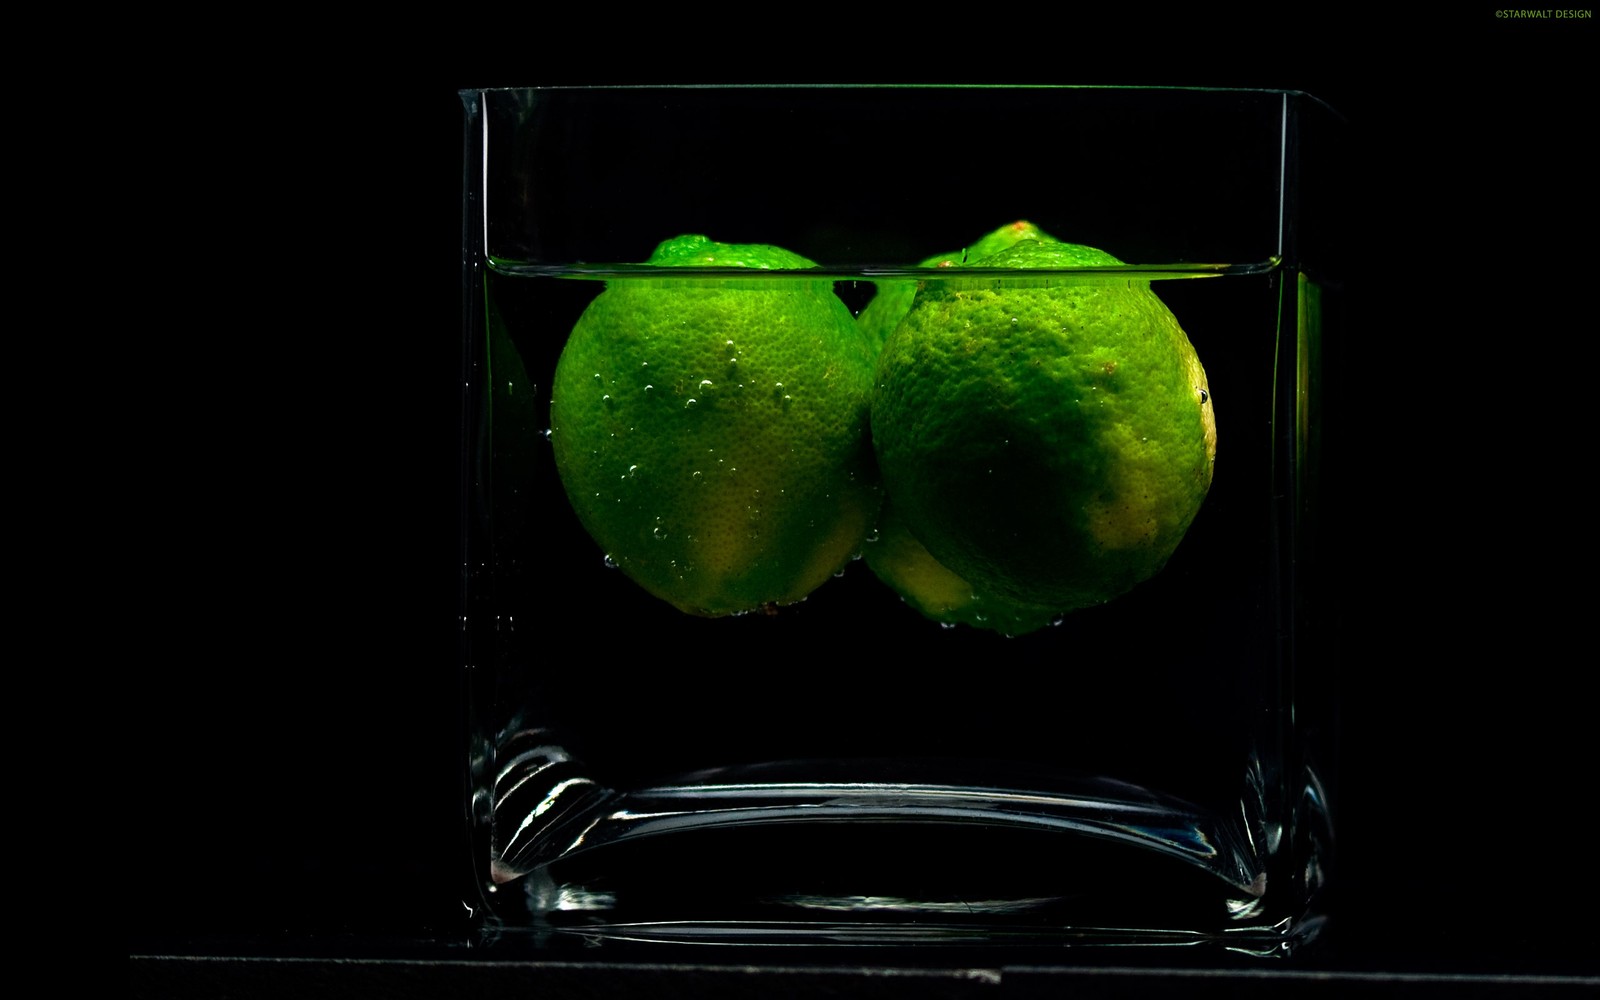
464,261 -> 1326,952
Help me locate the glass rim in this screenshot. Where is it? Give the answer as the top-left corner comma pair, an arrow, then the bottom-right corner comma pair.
460,83 -> 1334,106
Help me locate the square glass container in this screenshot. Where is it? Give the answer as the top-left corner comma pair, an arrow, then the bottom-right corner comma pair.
460,86 -> 1342,956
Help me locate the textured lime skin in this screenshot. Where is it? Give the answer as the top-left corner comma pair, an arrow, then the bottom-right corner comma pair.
857,221 -> 1055,353
871,238 -> 1216,614
550,236 -> 879,616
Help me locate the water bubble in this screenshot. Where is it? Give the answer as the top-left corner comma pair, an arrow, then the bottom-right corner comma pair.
726,340 -> 735,348
685,398 -> 697,408
700,379 -> 714,389
864,530 -> 880,543
541,428 -> 552,440
1199,388 -> 1209,404
603,555 -> 619,570
601,394 -> 612,403
653,526 -> 666,540
692,471 -> 703,481
834,568 -> 847,578
593,373 -> 602,383
940,622 -> 957,630
1011,317 -> 1018,324
644,384 -> 653,393
627,464 -> 638,476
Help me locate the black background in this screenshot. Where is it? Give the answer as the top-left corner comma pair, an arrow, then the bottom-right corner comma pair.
131,7 -> 1595,984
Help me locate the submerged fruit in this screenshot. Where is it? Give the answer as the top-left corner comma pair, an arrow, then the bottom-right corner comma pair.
549,235 -> 879,616
870,234 -> 1216,624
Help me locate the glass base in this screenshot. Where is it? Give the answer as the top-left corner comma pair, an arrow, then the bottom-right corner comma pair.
481,734 -> 1328,955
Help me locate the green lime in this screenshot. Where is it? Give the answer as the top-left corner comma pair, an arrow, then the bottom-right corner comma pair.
550,235 -> 880,617
870,237 -> 1216,620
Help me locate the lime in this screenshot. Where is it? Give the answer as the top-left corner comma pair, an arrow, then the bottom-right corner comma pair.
870,236 -> 1216,620
550,235 -> 880,617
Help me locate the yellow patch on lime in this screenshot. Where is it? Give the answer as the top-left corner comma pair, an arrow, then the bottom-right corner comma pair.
864,501 -> 1062,636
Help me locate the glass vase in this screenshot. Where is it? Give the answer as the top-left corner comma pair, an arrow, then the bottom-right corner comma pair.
460,85 -> 1342,957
